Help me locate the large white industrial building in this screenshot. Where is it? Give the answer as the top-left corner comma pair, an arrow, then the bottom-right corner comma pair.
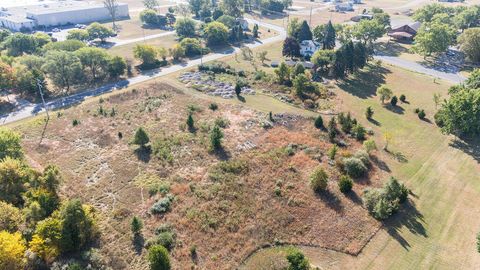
0,1 -> 129,31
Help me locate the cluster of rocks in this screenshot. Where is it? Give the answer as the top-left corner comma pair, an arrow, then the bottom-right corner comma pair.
236,140 -> 257,151
178,72 -> 256,99
273,93 -> 295,104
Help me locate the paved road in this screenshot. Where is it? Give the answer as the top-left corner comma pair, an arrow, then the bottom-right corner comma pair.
0,18 -> 286,125
374,55 -> 466,84
0,14 -> 467,125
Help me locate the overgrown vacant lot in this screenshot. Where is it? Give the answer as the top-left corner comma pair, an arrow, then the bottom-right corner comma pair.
13,82 -> 386,269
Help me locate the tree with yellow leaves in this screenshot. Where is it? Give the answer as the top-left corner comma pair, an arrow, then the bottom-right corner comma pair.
0,231 -> 26,270
29,234 -> 59,264
383,131 -> 393,151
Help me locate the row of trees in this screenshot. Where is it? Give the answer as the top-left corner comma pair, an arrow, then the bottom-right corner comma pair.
0,39 -> 127,96
0,23 -> 125,97
140,8 -> 176,28
174,15 -> 249,47
335,8 -> 390,47
0,128 -> 99,268
411,4 -> 480,57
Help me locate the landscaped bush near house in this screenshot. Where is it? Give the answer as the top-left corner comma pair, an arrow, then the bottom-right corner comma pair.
343,157 -> 368,178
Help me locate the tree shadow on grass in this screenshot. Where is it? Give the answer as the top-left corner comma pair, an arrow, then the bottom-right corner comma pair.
212,147 -> 231,161
237,95 -> 246,103
337,64 -> 391,99
132,234 -> 144,255
367,117 -> 381,126
134,146 -> 151,163
383,199 -> 427,250
421,117 -> 432,124
315,190 -> 343,213
374,41 -> 410,57
386,104 -> 405,115
449,137 -> 480,163
345,190 -> 362,205
370,154 -> 391,172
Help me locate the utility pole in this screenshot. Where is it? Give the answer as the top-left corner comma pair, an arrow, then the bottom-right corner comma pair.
36,79 -> 49,120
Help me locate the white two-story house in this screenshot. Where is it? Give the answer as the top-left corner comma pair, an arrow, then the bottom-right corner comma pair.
299,40 -> 321,57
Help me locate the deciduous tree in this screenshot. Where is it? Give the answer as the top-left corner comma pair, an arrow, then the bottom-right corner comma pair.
376,85 -> 393,104
204,21 -> 229,45
103,0 -> 119,30
86,23 -> 114,42
413,22 -> 456,57
458,27 -> 480,63
282,37 -> 300,58
42,50 -> 82,92
175,18 -> 197,37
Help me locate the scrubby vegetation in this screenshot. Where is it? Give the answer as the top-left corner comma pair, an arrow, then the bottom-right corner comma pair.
9,82 -> 396,268
362,177 -> 409,220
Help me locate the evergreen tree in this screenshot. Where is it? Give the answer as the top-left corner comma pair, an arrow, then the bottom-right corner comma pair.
131,216 -> 143,235
274,62 -> 291,85
59,199 -> 97,253
282,37 -> 300,58
297,20 -> 313,42
353,42 -> 367,69
253,24 -> 259,38
365,106 -> 374,119
314,115 -> 323,129
323,20 -> 336,50
209,125 -> 224,150
344,41 -> 355,73
333,49 -> 346,78
235,83 -> 242,96
148,245 -> 171,270
133,127 -> 150,147
327,117 -> 337,142
187,113 -> 195,131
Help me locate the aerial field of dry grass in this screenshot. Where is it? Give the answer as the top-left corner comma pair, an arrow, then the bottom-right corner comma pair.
241,55 -> 480,269
10,73 -> 392,269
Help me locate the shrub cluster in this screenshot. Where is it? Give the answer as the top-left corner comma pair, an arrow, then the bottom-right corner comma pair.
208,159 -> 249,181
309,167 -> 328,193
362,177 -> 409,220
338,112 -> 367,141
147,224 -> 176,251
198,61 -> 236,74
343,152 -> 369,178
150,194 -> 174,215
